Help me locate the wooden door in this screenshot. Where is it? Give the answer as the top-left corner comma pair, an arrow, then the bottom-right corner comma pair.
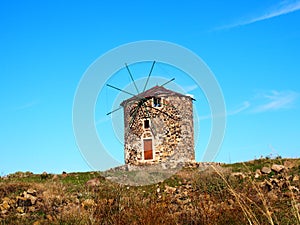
143,139 -> 153,160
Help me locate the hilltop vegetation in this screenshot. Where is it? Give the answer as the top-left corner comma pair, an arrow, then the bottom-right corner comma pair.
0,158 -> 299,225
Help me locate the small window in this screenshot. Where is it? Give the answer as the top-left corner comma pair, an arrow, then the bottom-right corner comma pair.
144,119 -> 150,129
153,97 -> 161,107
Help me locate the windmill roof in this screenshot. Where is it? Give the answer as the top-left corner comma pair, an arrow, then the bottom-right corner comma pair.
120,85 -> 193,106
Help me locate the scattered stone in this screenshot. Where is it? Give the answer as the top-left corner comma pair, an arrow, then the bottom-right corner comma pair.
41,172 -> 48,180
293,175 -> 299,181
16,207 -> 24,213
284,160 -> 295,169
16,190 -> 38,207
62,171 -> 68,178
281,181 -> 289,189
254,169 -> 262,178
1,210 -> 8,215
17,212 -> 27,218
164,185 -> 177,194
231,172 -> 246,179
289,186 -> 300,193
85,178 -> 100,187
270,178 -> 280,187
52,174 -> 59,180
76,193 -> 83,199
17,196 -> 32,207
255,169 -> 262,177
23,192 -> 37,205
2,197 -> 11,204
261,167 -> 271,174
285,175 -> 292,181
271,164 -> 285,173
0,200 -> 10,212
27,189 -> 37,196
261,180 -> 273,191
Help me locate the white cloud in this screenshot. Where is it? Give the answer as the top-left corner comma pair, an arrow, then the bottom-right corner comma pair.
198,90 -> 299,120
184,84 -> 199,92
218,0 -> 300,30
198,101 -> 250,120
228,101 -> 251,115
252,90 -> 299,113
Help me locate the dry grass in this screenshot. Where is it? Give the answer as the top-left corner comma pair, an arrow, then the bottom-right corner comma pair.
0,158 -> 299,224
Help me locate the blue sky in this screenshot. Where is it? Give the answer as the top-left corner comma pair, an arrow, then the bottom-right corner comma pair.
1,0 -> 300,175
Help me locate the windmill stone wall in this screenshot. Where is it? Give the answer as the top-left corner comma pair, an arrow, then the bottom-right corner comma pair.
121,86 -> 195,166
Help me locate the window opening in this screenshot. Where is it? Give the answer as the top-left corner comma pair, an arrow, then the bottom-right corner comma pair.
153,97 -> 161,107
144,119 -> 150,129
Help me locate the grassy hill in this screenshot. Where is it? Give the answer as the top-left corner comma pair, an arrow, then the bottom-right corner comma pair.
0,158 -> 299,225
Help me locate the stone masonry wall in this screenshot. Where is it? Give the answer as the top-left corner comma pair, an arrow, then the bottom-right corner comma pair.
123,94 -> 194,166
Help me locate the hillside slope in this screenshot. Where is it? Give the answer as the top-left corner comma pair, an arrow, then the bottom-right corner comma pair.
1,158 -> 299,225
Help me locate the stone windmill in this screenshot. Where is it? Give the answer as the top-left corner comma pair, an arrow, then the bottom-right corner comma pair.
107,62 -> 195,167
